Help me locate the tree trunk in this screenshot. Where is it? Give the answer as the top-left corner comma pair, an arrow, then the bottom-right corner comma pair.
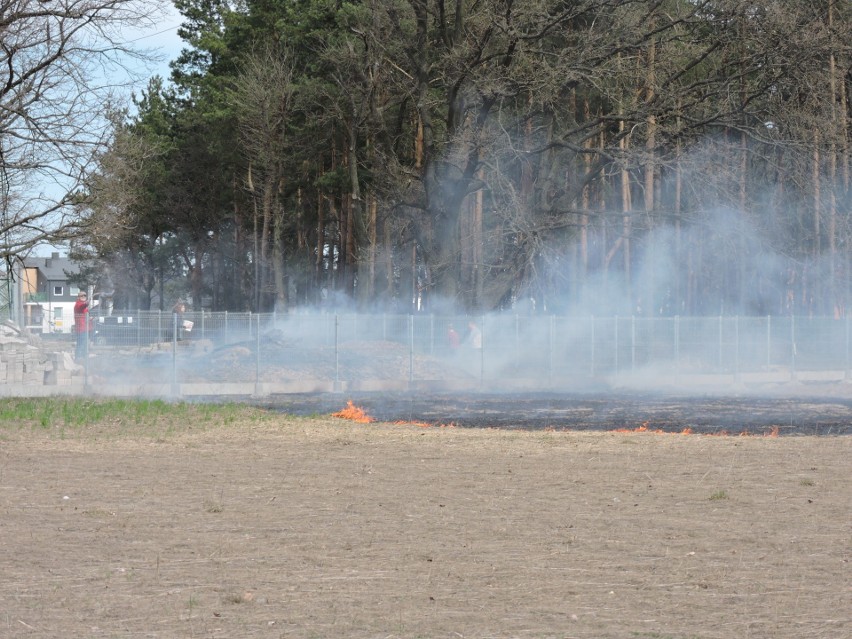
813,129 -> 821,259
620,116 -> 632,304
644,36 -> 656,217
473,175 -> 483,308
190,241 -> 205,311
347,111 -> 362,301
345,193 -> 356,296
272,177 -> 287,313
738,130 -> 748,311
315,194 -> 325,303
644,32 -> 657,314
259,169 -> 277,310
674,118 -> 682,314
827,1 -> 838,314
580,96 -> 591,284
384,215 -> 394,298
363,193 -> 377,304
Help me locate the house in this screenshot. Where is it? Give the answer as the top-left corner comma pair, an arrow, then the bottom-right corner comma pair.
20,253 -> 87,334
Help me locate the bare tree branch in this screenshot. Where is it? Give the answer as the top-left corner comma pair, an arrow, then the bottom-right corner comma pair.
0,0 -> 167,260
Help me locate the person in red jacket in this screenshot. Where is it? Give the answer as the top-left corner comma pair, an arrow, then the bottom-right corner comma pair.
74,291 -> 90,359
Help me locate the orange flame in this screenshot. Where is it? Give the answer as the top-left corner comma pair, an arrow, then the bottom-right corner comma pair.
330,405 -> 780,437
393,420 -> 432,428
613,421 -> 665,434
332,400 -> 375,423
608,424 -> 780,437
391,420 -> 457,429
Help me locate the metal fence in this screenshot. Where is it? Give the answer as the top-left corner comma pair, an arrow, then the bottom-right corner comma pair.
66,311 -> 852,390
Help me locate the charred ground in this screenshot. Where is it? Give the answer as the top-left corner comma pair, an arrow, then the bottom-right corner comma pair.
256,392 -> 852,436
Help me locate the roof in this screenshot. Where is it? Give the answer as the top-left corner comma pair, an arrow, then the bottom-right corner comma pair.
23,253 -> 78,282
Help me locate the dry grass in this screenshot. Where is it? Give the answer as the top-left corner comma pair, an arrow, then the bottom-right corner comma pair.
0,408 -> 849,638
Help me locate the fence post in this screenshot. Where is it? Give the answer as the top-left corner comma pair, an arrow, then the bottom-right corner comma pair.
334,314 -> 340,391
171,311 -> 177,391
612,316 -> 618,373
515,315 -> 520,370
590,315 -> 596,377
480,315 -> 485,385
846,314 -> 850,380
549,315 -> 554,386
766,315 -> 771,370
255,313 -> 261,392
734,315 -> 740,382
790,315 -> 796,380
631,315 -> 636,372
674,315 -> 680,372
716,315 -> 724,373
83,318 -> 90,389
409,314 -> 414,386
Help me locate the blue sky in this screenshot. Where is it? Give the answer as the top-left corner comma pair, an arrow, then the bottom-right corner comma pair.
120,3 -> 185,88
32,4 -> 186,258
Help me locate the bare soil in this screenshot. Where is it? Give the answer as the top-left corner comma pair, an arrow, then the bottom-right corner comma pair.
0,410 -> 849,639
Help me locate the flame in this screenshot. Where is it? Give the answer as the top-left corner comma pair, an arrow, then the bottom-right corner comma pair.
332,400 -> 375,423
393,420 -> 432,428
607,424 -> 779,437
330,404 -> 780,437
613,421 -> 665,434
391,420 -> 457,429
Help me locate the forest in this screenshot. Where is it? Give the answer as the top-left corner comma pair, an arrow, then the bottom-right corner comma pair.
5,0 -> 851,316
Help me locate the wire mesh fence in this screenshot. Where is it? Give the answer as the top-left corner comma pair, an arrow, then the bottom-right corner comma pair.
65,311 -> 852,390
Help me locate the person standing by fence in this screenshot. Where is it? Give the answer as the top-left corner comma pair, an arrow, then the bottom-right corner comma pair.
467,321 -> 482,350
447,324 -> 461,352
172,299 -> 192,341
74,291 -> 92,359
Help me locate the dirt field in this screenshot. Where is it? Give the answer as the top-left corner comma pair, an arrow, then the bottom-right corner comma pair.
1,406 -> 849,639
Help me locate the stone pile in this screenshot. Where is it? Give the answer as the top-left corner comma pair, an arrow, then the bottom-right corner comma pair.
0,321 -> 79,386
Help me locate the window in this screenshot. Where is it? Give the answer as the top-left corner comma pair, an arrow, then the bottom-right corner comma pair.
53,285 -> 63,296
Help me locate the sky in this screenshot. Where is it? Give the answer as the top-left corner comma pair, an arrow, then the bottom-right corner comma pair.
32,3 -> 185,259
119,2 -> 185,90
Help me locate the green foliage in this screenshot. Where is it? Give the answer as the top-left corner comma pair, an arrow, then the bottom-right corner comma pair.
0,398 -> 271,438
80,0 -> 852,315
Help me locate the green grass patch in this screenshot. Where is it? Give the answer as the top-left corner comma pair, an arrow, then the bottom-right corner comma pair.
708,489 -> 729,501
0,397 -> 273,439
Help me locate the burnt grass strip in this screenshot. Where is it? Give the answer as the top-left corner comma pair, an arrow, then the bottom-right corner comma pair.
256,392 -> 852,436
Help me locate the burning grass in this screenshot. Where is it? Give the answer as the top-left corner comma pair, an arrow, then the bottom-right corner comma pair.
331,401 -> 457,428
612,422 -> 780,437
0,415 -> 847,639
331,400 -> 375,423
329,404 -> 783,438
